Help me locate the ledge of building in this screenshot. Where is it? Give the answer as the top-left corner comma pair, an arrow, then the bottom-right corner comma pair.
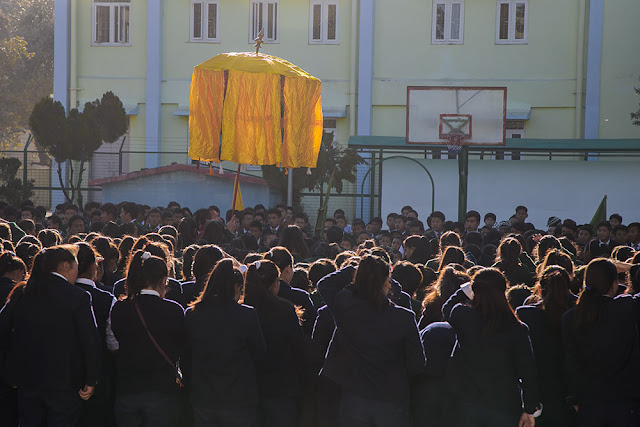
89,163 -> 267,187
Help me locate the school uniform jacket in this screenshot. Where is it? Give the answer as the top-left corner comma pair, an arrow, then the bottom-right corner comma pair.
0,273 -> 101,391
278,280 -> 317,337
74,279 -> 116,348
113,277 -> 185,307
318,266 -> 426,406
184,298 -> 266,409
561,293 -> 640,406
0,276 -> 16,306
110,292 -> 185,395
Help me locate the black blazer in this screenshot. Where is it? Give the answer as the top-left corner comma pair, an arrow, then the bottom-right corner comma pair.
278,280 -> 317,337
585,238 -> 620,260
184,298 -> 266,409
311,305 -> 335,371
443,288 -> 541,415
0,274 -> 101,391
181,279 -> 204,307
318,266 -> 425,406
562,294 -> 640,406
113,277 -> 185,307
110,294 -> 185,395
0,277 -> 16,306
74,280 -> 115,347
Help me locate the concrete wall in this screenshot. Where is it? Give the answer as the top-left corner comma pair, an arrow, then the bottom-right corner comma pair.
381,157 -> 640,228
100,170 -> 276,213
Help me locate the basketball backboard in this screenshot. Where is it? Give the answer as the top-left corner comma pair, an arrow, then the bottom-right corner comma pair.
406,86 -> 507,145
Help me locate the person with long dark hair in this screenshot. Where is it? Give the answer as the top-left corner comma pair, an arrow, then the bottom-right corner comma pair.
562,258 -> 640,426
442,268 -> 541,426
403,235 -> 431,264
181,245 -> 225,306
185,259 -> 266,426
419,265 -> 469,329
0,252 -> 25,305
516,265 -> 576,426
317,255 -> 425,427
110,250 -> 185,427
0,245 -> 101,427
279,225 -> 310,261
243,259 -> 306,427
493,237 -> 535,287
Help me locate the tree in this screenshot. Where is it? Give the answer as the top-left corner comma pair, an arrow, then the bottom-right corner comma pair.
631,85 -> 640,127
29,91 -> 128,207
261,130 -> 364,210
0,157 -> 34,205
0,0 -> 54,148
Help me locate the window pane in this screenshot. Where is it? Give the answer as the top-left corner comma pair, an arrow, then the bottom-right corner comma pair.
312,4 -> 321,40
267,3 -> 274,39
435,4 -> 445,40
499,3 -> 509,39
258,3 -> 263,39
515,3 -> 525,39
450,3 -> 460,39
116,5 -> 129,43
327,4 -> 337,40
96,5 -> 110,42
207,3 -> 217,39
273,3 -> 277,39
193,3 -> 202,38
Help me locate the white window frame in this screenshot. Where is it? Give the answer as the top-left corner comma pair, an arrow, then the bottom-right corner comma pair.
309,0 -> 339,44
249,1 -> 279,44
190,0 -> 220,43
431,0 -> 464,45
495,0 -> 528,44
92,1 -> 131,46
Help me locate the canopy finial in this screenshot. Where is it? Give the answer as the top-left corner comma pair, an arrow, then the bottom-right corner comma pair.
254,28 -> 264,55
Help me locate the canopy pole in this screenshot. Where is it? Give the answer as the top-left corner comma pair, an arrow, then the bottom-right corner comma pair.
287,169 -> 293,207
231,164 -> 241,212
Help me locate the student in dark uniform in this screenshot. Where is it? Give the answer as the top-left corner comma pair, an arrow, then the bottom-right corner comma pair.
110,250 -> 185,427
0,245 -> 101,427
516,265 -> 577,427
74,242 -> 118,427
442,268 -> 541,427
317,255 -> 425,427
185,259 -> 266,427
264,246 -> 316,337
493,237 -> 535,287
243,259 -> 306,427
0,252 -> 26,426
181,244 -> 224,306
562,258 -> 640,426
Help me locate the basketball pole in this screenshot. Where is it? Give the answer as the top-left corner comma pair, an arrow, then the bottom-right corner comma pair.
457,145 -> 469,223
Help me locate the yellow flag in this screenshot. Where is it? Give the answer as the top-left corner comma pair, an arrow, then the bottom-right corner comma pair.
232,173 -> 243,212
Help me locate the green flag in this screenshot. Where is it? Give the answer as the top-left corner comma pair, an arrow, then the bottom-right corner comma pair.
590,195 -> 607,229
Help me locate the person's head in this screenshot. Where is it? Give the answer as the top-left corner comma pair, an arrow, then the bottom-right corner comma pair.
290,267 -> 311,292
335,215 -> 347,230
438,246 -> 465,271
202,220 -> 225,245
408,220 -> 424,236
21,206 -> 34,221
515,206 -> 528,222
267,208 -> 281,229
391,236 -> 403,252
146,208 -> 162,228
628,222 -> 640,244
18,219 -> 36,236
533,265 -> 571,328
240,209 -> 254,231
341,234 -> 355,250
64,204 -> 79,222
325,225 -> 343,245
75,242 -> 102,281
470,268 -> 516,334
26,245 -> 79,294
535,235 -> 561,262
608,214 -> 622,229
101,203 -> 118,223
539,248 -> 574,279
192,258 -> 244,306
125,250 -> 169,299
400,205 -> 413,216
264,246 -> 294,283
120,202 -> 137,223
353,255 -> 391,308
244,259 -> 281,304
67,214 -> 85,236
439,230 -> 462,254
576,226 -> 594,245
294,212 -> 308,230
484,212 -> 496,228
613,225 -> 628,244
192,244 -> 225,283
406,210 -> 418,219
378,232 -> 392,247
279,225 -> 310,258
0,223 -> 11,241
0,251 -> 26,284
308,258 -> 337,288
370,217 -> 383,235
427,211 -> 446,232
391,261 -> 423,298
402,235 -> 431,264
561,219 -> 578,237
596,221 -> 611,242
496,237 -> 522,266
394,215 -> 408,232
547,216 -> 562,235
352,218 -> 366,235
574,258 -> 618,329
465,210 -> 481,232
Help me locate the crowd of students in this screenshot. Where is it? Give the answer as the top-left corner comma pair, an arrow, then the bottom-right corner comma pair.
0,198 -> 639,427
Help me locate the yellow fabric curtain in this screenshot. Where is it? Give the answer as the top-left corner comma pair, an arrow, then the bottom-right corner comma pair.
188,68 -> 225,162
283,77 -> 323,168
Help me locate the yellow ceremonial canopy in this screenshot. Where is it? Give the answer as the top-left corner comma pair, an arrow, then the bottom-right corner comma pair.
188,52 -> 323,169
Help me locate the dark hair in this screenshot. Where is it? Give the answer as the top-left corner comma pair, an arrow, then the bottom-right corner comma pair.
201,220 -> 225,245
15,242 -> 40,272
243,259 -> 281,308
125,250 -> 169,299
290,268 -> 311,293
439,231 -> 461,254
403,235 -> 431,264
192,259 -> 243,306
0,223 -> 11,241
25,245 -> 78,295
465,210 -> 480,222
264,246 -> 294,271
0,252 -> 26,277
421,266 -> 469,324
37,229 -> 62,248
267,208 -> 281,218
75,242 -> 100,277
101,203 -> 118,219
495,238 -> 523,285
352,255 -> 391,309
574,258 -> 618,329
470,268 -> 517,334
438,246 -> 465,271
308,258 -> 337,288
596,221 -> 611,232
279,225 -> 310,258
192,245 -> 225,282
181,244 -> 200,280
325,225 -> 343,244
484,212 -> 496,221
178,217 -> 197,249
609,213 -> 622,223
116,236 -> 135,275
535,265 -> 570,330
391,261 -> 423,297
535,235 -> 561,262
121,202 -> 138,218
538,249 -> 574,279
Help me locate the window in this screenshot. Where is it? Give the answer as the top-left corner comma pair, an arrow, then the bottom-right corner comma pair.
93,1 -> 131,46
250,1 -> 279,43
432,0 -> 464,44
323,119 -> 337,142
191,0 -> 219,42
309,1 -> 338,44
496,0 -> 527,44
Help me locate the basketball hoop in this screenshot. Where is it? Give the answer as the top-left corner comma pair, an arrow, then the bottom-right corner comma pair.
442,133 -> 470,154
439,114 -> 472,153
